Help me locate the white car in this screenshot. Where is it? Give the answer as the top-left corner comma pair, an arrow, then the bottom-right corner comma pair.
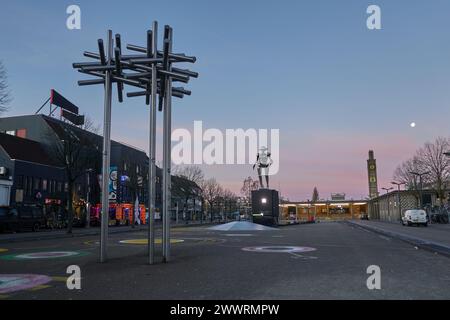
401,209 -> 428,227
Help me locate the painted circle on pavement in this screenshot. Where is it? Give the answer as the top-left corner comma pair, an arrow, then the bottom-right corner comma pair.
0,251 -> 89,261
119,239 -> 184,245
0,274 -> 52,294
242,246 -> 316,253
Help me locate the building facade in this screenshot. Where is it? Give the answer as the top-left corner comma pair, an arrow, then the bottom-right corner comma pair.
0,114 -> 152,223
280,199 -> 368,221
367,189 -> 447,222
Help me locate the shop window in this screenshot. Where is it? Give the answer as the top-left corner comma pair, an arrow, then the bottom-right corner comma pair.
6,130 -> 15,136
57,182 -> 63,193
42,179 -> 48,191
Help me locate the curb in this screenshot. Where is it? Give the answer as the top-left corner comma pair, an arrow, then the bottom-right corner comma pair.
0,222 -> 216,244
344,220 -> 450,259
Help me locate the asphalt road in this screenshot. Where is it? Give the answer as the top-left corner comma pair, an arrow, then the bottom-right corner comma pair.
0,221 -> 449,300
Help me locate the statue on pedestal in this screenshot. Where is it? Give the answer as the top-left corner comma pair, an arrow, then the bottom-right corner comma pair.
253,146 -> 273,189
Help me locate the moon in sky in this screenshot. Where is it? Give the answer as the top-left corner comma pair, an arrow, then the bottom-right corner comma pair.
410,122 -> 416,128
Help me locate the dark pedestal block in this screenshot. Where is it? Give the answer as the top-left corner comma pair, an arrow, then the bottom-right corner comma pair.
251,189 -> 279,226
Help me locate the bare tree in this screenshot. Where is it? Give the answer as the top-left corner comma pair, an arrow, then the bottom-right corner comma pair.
240,177 -> 259,219
83,115 -> 101,134
240,176 -> 259,203
173,165 -> 204,222
47,124 -> 101,233
201,178 -> 222,222
173,165 -> 204,185
312,187 -> 319,203
416,137 -> 450,202
0,61 -> 12,114
393,156 -> 423,190
221,189 -> 238,220
393,137 -> 450,204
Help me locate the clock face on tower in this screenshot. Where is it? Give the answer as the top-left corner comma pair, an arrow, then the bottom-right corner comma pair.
369,164 -> 375,170
370,177 -> 377,183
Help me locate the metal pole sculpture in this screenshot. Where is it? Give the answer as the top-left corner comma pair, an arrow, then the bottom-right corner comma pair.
73,21 -> 198,264
162,26 -> 173,262
148,21 -> 158,265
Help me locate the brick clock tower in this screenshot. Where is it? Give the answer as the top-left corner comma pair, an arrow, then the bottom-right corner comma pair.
367,150 -> 379,198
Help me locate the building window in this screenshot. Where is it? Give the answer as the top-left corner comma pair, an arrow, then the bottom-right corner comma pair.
42,179 -> 48,191
27,177 -> 33,196
33,178 -> 41,190
57,182 -> 63,193
64,183 -> 68,192
16,175 -> 24,189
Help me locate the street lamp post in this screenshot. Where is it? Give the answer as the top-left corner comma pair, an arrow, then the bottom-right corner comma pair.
382,187 -> 393,221
409,171 -> 430,209
391,181 -> 405,221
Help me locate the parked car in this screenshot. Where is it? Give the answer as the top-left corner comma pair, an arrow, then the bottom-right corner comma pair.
0,204 -> 46,232
401,209 -> 428,227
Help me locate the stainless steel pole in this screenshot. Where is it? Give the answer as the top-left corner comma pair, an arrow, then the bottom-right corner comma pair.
100,30 -> 113,263
162,27 -> 173,263
148,21 -> 158,265
86,170 -> 90,228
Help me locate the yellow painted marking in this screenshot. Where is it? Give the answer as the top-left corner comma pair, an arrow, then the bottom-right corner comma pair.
51,276 -> 68,282
0,295 -> 10,299
0,248 -> 8,253
29,285 -> 51,291
120,239 -> 184,245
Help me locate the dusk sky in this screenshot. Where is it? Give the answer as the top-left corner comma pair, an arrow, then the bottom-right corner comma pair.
1,0 -> 450,200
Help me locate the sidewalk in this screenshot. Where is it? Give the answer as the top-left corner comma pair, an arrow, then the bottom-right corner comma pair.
346,220 -> 450,258
0,221 -> 215,243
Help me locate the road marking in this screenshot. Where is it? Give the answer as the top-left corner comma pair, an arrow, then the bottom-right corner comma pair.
0,248 -> 8,253
29,285 -> 51,291
289,253 -> 318,260
51,276 -> 68,282
242,246 -> 317,254
223,234 -> 254,237
0,274 -> 52,294
119,239 -> 185,245
0,251 -> 89,261
0,294 -> 10,299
